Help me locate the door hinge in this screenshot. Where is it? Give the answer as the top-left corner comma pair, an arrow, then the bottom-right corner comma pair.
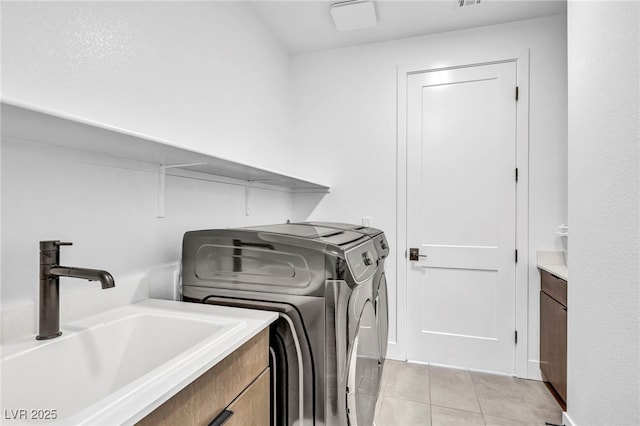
515,249 -> 518,263
515,86 -> 519,101
515,330 -> 518,344
515,167 -> 519,182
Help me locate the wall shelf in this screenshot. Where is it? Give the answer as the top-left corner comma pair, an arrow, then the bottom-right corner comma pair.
1,101 -> 331,194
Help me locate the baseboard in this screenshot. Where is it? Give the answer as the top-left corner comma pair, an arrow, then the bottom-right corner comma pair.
384,351 -> 547,377
385,341 -> 402,360
562,411 -> 575,426
527,360 -> 543,380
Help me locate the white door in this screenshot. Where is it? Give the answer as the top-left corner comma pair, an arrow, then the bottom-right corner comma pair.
406,62 -> 517,373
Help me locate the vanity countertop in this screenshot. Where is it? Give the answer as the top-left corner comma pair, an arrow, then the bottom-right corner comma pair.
537,250 -> 568,281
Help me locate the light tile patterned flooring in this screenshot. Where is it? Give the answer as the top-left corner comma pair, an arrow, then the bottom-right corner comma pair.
374,360 -> 563,426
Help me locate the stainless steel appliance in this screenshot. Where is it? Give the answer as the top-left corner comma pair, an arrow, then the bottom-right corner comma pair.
181,223 -> 389,426
303,223 -> 389,365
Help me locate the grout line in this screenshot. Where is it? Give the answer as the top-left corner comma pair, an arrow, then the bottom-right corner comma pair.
468,369 -> 487,425
428,363 -> 433,426
386,363 -> 561,426
430,403 -> 483,412
429,403 -> 489,424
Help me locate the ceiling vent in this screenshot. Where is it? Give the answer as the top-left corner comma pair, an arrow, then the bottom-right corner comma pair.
455,0 -> 483,8
330,0 -> 377,31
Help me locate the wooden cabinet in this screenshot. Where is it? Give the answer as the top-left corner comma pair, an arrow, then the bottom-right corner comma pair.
540,269 -> 567,406
137,328 -> 269,426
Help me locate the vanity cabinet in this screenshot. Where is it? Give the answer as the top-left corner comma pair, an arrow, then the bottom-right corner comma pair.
539,269 -> 567,406
137,328 -> 269,426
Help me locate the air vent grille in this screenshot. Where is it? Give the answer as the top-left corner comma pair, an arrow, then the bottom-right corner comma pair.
456,0 -> 483,8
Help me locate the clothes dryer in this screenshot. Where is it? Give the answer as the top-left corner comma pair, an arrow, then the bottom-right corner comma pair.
181,223 -> 384,426
301,222 -> 389,364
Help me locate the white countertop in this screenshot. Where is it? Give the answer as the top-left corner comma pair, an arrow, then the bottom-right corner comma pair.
1,298 -> 277,425
538,263 -> 568,281
537,250 -> 568,281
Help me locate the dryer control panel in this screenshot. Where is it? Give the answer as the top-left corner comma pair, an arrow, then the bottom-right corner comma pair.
345,240 -> 377,284
372,234 -> 390,259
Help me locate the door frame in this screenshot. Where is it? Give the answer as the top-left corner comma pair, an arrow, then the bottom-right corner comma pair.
393,50 -> 530,379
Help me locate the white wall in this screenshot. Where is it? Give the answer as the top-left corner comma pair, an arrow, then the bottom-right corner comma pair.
1,3 -> 571,377
291,15 -> 567,376
1,141 -> 293,310
1,1 -> 294,173
1,2 -> 296,315
567,2 -> 639,425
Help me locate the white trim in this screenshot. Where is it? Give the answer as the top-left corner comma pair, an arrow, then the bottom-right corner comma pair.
396,49 -> 531,376
563,411 -> 576,426
384,341 -> 400,360
515,50 -> 531,379
527,360 -> 542,381
396,63 -> 408,361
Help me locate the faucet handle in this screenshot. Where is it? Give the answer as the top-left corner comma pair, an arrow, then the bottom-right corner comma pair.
40,240 -> 73,251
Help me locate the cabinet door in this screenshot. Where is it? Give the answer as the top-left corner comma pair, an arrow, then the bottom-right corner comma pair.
540,291 -> 567,402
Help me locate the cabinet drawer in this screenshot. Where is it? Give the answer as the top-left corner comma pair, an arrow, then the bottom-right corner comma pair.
224,368 -> 270,426
137,328 -> 269,426
541,269 -> 567,306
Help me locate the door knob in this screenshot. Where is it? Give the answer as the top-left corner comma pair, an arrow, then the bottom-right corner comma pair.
409,248 -> 427,261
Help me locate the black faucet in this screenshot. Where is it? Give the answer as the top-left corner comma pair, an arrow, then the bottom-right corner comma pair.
37,240 -> 115,340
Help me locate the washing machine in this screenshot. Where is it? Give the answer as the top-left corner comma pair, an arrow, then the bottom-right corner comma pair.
180,223 -> 385,426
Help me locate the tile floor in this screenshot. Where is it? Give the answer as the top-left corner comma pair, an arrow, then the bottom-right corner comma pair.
373,360 -> 563,426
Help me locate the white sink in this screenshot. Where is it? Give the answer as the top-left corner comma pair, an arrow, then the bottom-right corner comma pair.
0,299 -> 277,425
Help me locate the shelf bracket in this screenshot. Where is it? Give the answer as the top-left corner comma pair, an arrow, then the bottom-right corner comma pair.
245,181 -> 253,216
157,162 -> 206,218
245,179 -> 281,216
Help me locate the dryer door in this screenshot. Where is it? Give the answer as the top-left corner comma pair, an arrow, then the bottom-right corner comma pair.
376,273 -> 389,362
346,302 -> 379,426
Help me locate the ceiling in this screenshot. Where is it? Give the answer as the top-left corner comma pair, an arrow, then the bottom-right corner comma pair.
249,0 -> 567,55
